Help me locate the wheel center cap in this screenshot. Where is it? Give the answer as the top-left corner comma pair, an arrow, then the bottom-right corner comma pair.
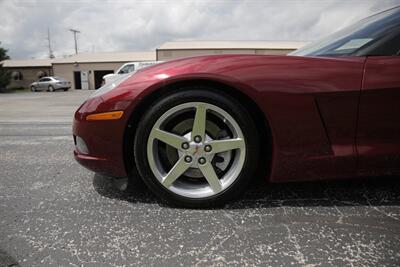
189,143 -> 203,156
194,145 -> 200,155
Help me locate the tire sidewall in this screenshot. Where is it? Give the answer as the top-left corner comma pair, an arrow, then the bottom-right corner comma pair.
134,88 -> 260,207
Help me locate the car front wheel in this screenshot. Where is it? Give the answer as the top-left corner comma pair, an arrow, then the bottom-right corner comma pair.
31,86 -> 36,92
134,88 -> 260,207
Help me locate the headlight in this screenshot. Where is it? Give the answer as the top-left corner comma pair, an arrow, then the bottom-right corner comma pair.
88,73 -> 132,99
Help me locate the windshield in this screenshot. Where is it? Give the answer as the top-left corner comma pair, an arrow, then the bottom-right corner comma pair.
290,6 -> 400,56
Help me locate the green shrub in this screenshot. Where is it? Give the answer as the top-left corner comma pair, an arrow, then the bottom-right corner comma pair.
0,41 -> 11,91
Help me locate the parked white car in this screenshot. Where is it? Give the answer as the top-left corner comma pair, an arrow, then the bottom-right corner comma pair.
102,61 -> 161,85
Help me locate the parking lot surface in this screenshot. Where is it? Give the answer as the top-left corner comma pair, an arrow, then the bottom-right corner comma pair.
0,91 -> 399,266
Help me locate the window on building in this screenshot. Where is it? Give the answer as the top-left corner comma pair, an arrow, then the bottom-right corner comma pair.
11,71 -> 23,81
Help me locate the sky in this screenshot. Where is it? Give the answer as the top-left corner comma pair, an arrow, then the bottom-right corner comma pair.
0,0 -> 399,59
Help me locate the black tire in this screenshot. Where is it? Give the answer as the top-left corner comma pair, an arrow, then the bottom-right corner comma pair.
64,88 -> 69,91
31,86 -> 36,92
48,85 -> 54,92
134,87 -> 260,208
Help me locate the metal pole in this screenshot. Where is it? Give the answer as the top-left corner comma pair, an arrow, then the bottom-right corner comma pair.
69,29 -> 80,54
47,28 -> 54,58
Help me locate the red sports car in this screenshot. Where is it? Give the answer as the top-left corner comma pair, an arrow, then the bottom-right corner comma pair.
73,7 -> 400,207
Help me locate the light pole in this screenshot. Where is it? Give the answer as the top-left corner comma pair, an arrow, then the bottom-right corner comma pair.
47,28 -> 54,58
69,28 -> 80,54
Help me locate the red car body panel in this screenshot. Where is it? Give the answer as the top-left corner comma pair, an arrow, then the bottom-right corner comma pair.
73,54 -> 399,181
357,56 -> 400,175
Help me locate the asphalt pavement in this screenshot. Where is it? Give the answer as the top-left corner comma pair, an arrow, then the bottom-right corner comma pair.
0,91 -> 399,266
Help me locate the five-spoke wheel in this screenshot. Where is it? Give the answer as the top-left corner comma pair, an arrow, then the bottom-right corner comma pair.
134,88 -> 259,207
147,102 -> 246,197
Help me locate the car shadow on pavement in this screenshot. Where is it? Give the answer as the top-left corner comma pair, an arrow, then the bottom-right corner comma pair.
93,173 -> 157,205
93,173 -> 400,209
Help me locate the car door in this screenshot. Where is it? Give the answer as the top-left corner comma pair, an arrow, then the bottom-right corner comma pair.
357,45 -> 400,174
42,78 -> 50,89
36,78 -> 45,90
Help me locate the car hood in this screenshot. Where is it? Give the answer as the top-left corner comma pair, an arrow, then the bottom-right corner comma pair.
107,53 -> 365,106
129,54 -> 366,84
121,54 -> 287,88
133,54 -> 283,76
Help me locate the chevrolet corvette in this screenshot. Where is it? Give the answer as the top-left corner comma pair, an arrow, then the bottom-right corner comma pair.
73,7 -> 400,207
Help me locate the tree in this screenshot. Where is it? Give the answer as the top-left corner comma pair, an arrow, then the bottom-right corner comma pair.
0,42 -> 11,91
0,42 -> 10,61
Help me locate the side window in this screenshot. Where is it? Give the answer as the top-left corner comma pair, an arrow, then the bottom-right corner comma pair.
371,32 -> 400,56
118,66 -> 126,74
127,65 -> 136,72
118,64 -> 135,74
386,33 -> 400,56
396,36 -> 400,55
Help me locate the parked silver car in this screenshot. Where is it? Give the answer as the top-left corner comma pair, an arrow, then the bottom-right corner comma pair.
30,76 -> 71,92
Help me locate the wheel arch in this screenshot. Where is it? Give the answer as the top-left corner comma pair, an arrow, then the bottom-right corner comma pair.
123,78 -> 273,181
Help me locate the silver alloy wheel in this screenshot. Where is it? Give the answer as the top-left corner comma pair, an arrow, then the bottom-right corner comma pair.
147,102 -> 246,198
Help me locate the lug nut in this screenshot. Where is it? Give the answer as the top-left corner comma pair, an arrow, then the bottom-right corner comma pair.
181,142 -> 189,150
204,145 -> 212,152
194,135 -> 202,143
184,156 -> 192,163
198,157 -> 206,165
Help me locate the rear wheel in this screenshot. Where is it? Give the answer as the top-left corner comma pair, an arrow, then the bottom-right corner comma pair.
48,85 -> 54,92
134,88 -> 260,207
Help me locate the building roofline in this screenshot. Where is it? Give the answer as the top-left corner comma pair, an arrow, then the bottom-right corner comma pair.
157,47 -> 300,51
51,60 -> 149,65
157,40 -> 310,50
52,51 -> 156,64
0,59 -> 53,68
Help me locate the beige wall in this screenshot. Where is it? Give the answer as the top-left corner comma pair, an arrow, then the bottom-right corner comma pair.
52,62 -> 128,90
7,67 -> 52,89
157,48 -> 295,61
